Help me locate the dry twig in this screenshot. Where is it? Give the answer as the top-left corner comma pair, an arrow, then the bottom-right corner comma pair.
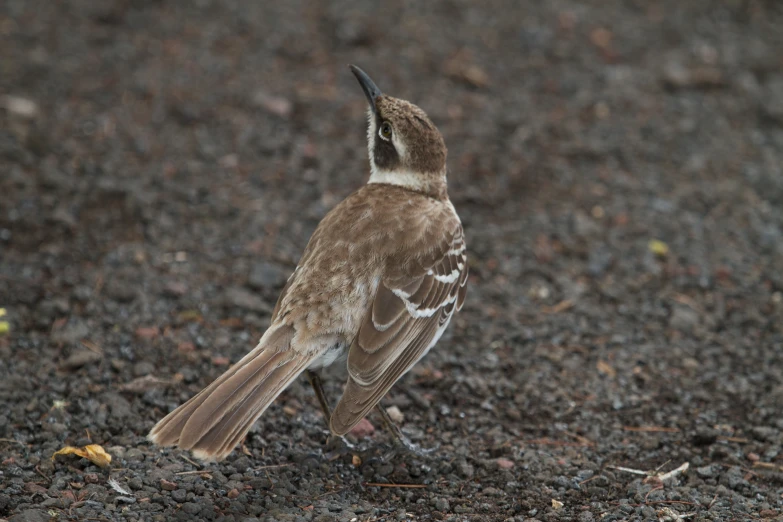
542,299 -> 574,314
526,437 -> 595,447
364,482 -> 427,489
175,470 -> 213,477
623,426 -> 680,433
608,462 -> 689,483
180,455 -> 202,469
253,463 -> 294,471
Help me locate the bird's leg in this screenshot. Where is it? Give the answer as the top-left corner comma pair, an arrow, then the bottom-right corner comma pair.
305,370 -> 333,424
374,403 -> 439,459
305,370 -> 355,452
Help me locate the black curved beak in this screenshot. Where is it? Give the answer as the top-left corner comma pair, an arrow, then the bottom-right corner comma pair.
349,64 -> 382,113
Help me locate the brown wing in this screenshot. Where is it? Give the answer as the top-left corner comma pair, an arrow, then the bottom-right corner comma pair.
329,227 -> 468,435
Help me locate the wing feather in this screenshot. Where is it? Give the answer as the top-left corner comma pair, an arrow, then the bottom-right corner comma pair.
330,228 -> 468,435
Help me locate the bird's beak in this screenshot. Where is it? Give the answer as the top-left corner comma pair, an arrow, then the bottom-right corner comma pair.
349,64 -> 382,113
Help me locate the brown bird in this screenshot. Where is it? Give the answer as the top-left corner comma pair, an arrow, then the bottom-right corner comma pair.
148,65 -> 468,462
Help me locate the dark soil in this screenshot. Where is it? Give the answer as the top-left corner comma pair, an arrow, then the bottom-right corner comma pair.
2,1 -> 783,521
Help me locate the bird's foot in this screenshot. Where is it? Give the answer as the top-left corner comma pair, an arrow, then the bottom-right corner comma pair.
339,435 -> 357,450
363,437 -> 439,465
322,434 -> 357,461
374,404 -> 439,460
384,429 -> 439,461
392,432 -> 439,458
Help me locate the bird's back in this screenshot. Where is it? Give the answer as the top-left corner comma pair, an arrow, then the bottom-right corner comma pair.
273,183 -> 462,347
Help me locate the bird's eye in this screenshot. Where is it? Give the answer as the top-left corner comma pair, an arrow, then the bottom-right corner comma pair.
379,121 -> 392,140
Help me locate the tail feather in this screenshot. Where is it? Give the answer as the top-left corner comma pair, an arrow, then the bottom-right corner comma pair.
191,357 -> 309,461
148,325 -> 310,462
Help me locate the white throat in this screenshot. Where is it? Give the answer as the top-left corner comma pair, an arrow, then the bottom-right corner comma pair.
368,167 -> 430,191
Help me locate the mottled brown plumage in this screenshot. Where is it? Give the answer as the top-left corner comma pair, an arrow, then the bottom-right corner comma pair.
148,65 -> 467,461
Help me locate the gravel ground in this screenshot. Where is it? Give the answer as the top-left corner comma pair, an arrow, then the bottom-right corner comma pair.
2,1 -> 783,521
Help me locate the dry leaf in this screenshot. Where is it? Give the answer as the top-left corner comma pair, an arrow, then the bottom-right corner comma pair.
542,299 -> 574,314
551,499 -> 564,510
52,444 -> 112,468
352,454 -> 362,467
596,360 -> 617,378
119,375 -> 174,394
444,49 -> 490,88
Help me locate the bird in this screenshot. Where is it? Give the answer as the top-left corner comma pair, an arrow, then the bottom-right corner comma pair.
148,65 -> 468,462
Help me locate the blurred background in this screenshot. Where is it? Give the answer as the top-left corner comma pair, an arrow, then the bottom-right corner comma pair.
1,1 -> 782,521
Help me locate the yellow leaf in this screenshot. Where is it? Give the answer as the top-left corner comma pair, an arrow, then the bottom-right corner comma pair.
0,321 -> 8,335
52,444 -> 112,468
648,239 -> 669,257
0,308 -> 6,317
177,309 -> 202,322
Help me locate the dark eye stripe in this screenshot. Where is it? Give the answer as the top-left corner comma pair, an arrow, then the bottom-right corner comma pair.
373,133 -> 399,169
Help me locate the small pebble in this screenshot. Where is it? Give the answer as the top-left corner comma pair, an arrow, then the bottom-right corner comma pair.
385,406 -> 404,424
349,418 -> 375,438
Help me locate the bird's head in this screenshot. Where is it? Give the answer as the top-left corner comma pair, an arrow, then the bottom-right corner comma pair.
349,65 -> 448,198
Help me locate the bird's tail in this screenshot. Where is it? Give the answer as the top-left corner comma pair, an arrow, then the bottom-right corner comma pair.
148,325 -> 310,462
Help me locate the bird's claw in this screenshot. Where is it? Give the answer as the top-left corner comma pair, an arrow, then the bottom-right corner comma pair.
389,432 -> 439,459
321,434 -> 358,461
